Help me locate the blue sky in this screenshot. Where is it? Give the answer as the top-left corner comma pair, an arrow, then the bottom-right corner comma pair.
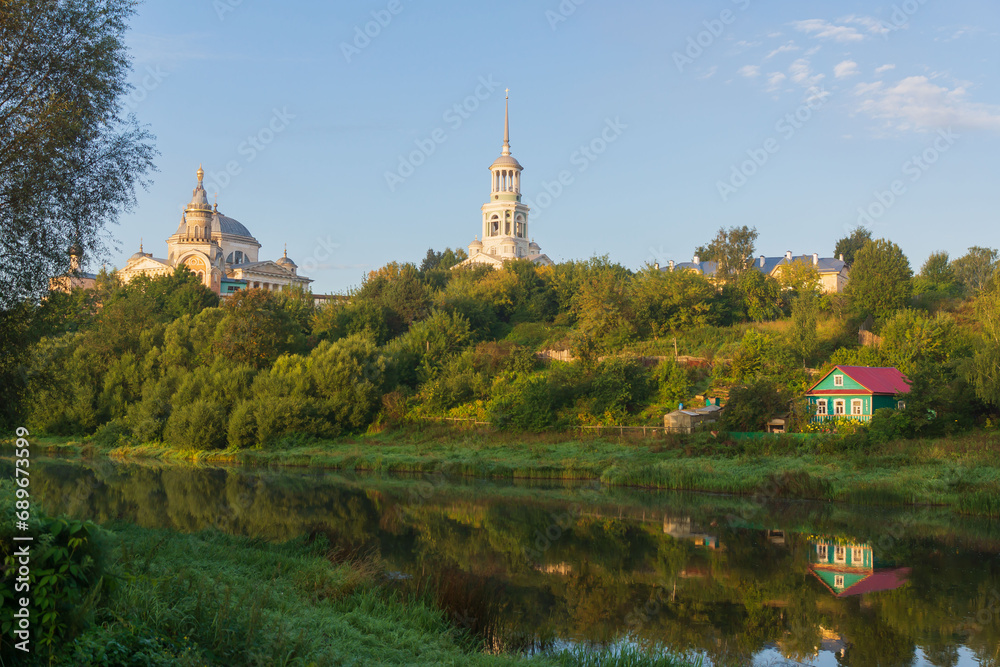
114,0 -> 1000,294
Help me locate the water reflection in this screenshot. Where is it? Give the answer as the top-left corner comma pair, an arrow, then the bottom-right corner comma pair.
8,457 -> 1000,667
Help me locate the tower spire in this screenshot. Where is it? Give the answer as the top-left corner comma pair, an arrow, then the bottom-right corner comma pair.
502,88 -> 511,156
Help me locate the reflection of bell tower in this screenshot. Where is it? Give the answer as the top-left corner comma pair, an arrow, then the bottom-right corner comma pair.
473,91 -> 531,261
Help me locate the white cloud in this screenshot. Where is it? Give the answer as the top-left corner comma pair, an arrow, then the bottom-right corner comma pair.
698,66 -> 718,80
834,60 -> 859,78
738,65 -> 761,78
793,19 -> 865,42
789,58 -> 825,87
766,72 -> 787,91
855,76 -> 1000,132
792,16 -> 888,42
765,41 -> 799,60
875,64 -> 896,74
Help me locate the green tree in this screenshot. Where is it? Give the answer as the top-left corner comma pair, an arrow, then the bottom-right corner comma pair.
833,226 -> 872,267
696,225 -> 758,280
969,284 -> 1000,409
722,378 -> 790,431
913,251 -> 958,297
951,246 -> 998,296
790,290 -> 819,364
214,289 -> 305,369
845,239 -> 912,327
736,270 -> 782,322
0,0 -> 155,309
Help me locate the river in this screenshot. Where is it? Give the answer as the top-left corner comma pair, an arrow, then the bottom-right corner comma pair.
10,456 -> 1000,666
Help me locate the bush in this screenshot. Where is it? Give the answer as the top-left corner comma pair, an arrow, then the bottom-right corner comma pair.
589,357 -> 653,420
487,374 -> 555,431
163,399 -> 228,450
0,481 -> 107,660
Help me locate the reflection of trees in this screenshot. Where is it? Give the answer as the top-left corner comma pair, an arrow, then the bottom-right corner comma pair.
17,459 -> 1000,663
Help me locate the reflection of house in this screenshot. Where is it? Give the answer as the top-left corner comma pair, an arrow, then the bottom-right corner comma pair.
664,405 -> 723,433
809,539 -> 910,597
658,251 -> 849,293
806,366 -> 910,423
663,517 -> 720,550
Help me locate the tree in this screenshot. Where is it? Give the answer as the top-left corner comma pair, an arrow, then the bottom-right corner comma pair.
833,226 -> 872,267
969,285 -> 1000,409
214,289 -> 305,369
735,270 -> 782,322
696,225 -> 758,280
951,246 -> 998,295
845,239 -> 912,327
913,251 -> 958,297
0,0 -> 156,309
790,290 -> 819,364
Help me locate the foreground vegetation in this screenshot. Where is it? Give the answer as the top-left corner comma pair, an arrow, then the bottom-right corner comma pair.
0,480 -> 698,666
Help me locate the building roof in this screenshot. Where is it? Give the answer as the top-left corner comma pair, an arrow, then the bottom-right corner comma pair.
808,366 -> 912,395
810,566 -> 911,597
665,255 -> 847,277
215,213 -> 254,239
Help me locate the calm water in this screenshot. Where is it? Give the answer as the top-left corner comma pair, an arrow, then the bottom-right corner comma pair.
9,456 -> 1000,667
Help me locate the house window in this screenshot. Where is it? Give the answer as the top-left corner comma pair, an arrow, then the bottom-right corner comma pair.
834,400 -> 846,416
816,545 -> 828,560
852,547 -> 864,565
835,546 -> 846,563
834,575 -> 845,588
834,375 -> 844,387
851,399 -> 863,416
898,400 -> 906,410
816,400 -> 828,416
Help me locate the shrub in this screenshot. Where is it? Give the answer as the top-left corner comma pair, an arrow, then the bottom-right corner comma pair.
163,399 -> 228,449
589,357 -> 653,419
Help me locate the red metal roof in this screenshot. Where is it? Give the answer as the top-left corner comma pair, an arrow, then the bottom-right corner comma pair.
839,567 -> 911,597
808,366 -> 911,395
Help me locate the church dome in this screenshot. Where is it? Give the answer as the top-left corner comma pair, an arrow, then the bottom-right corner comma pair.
490,154 -> 522,170
276,247 -> 297,268
469,237 -> 483,248
216,214 -> 254,239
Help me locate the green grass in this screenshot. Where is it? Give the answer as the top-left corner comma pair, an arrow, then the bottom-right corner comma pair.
11,427 -> 1000,518
53,522 -> 699,666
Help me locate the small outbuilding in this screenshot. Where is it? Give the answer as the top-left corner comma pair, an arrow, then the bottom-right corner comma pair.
664,405 -> 724,433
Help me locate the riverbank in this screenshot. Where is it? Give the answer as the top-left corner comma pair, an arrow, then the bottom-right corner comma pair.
13,425 -> 1000,517
1,478 -> 697,666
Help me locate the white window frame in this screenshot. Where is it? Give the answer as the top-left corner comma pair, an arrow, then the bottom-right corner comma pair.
834,375 -> 844,387
834,400 -> 846,416
816,544 -> 828,560
835,546 -> 846,563
852,547 -> 864,565
834,575 -> 845,588
816,399 -> 828,416
851,399 -> 863,416
898,400 -> 906,410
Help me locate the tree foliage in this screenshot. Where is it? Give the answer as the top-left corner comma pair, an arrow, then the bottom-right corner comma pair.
0,0 -> 156,308
834,226 -> 872,267
845,239 -> 912,327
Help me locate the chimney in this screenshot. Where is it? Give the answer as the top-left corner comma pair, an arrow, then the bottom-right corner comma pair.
668,260 -> 675,271
693,255 -> 700,264
813,253 -> 819,265
759,255 -> 765,268
654,262 -> 660,271
839,253 -> 844,262
785,250 -> 792,260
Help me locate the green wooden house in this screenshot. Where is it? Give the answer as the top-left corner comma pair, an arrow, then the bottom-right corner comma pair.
805,365 -> 910,423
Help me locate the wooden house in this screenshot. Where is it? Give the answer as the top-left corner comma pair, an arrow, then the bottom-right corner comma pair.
809,539 -> 910,597
805,366 -> 910,423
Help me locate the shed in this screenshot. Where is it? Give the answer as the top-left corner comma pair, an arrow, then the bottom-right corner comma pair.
664,405 -> 723,433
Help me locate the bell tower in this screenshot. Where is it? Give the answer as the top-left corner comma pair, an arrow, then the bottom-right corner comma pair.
475,91 -> 531,260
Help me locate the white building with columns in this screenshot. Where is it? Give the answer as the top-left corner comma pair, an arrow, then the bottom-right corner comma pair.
118,166 -> 312,296
456,92 -> 552,268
